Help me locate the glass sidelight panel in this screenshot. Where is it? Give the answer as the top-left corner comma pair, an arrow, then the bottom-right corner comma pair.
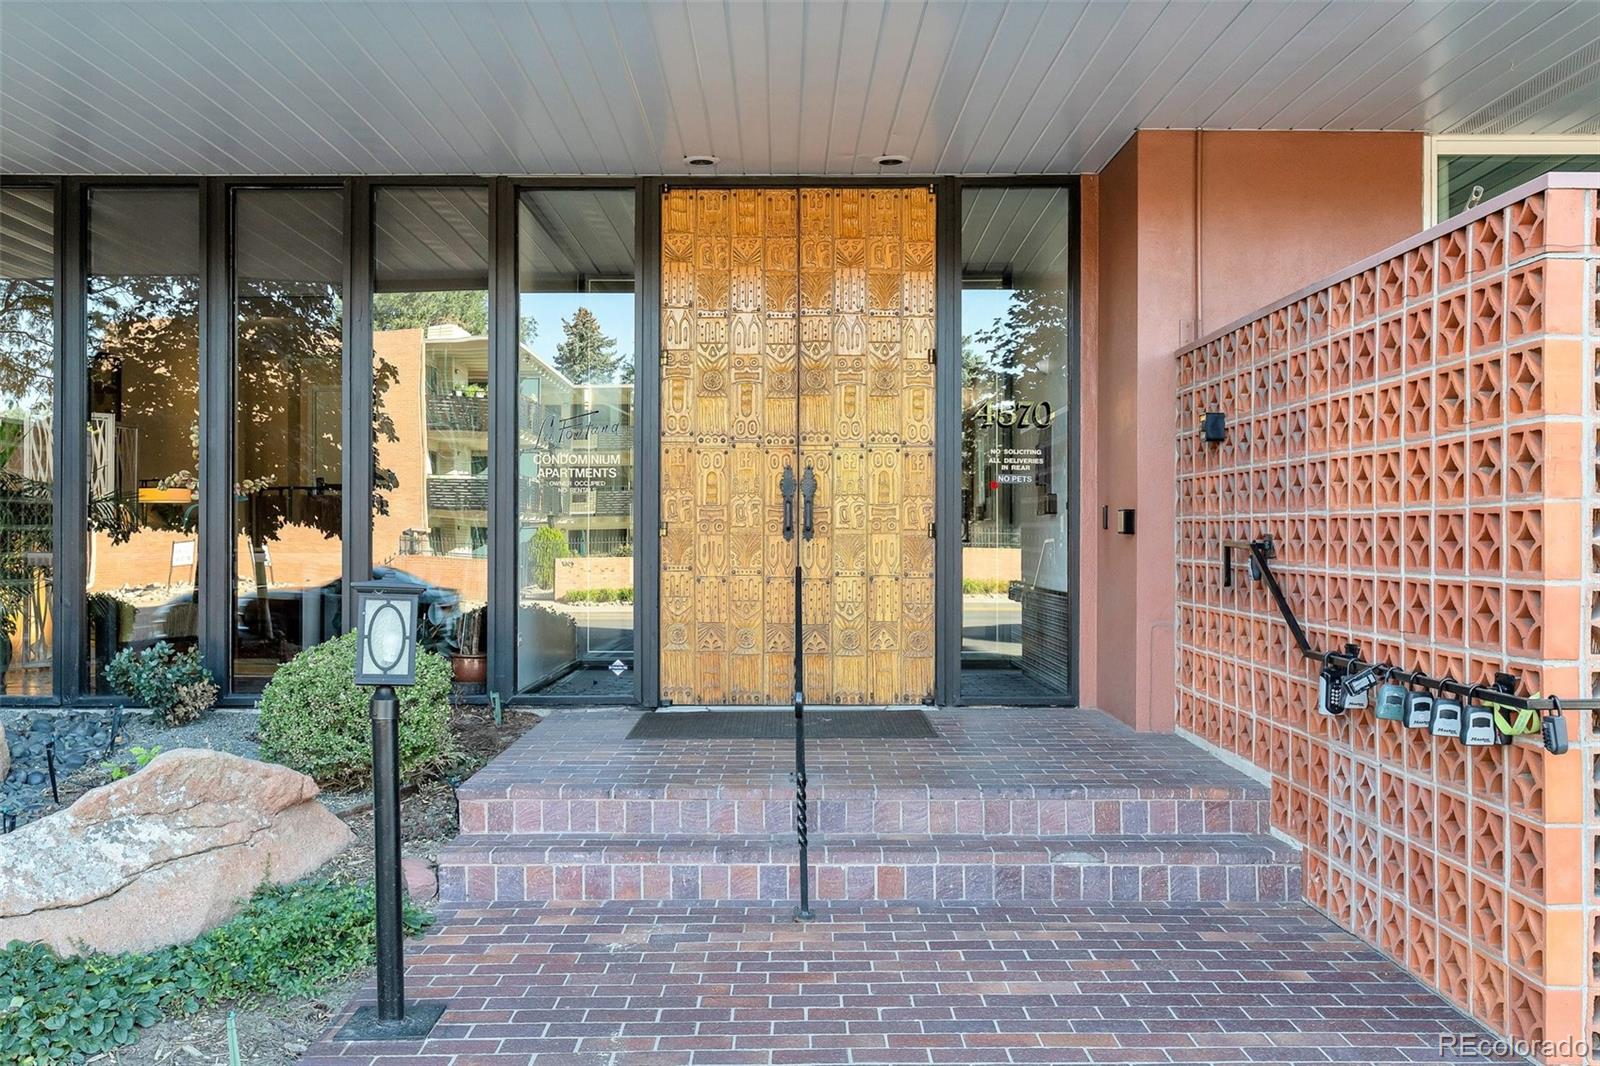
371,186 -> 490,678
515,189 -> 636,695
85,187 -> 201,692
959,186 -> 1074,702
231,189 -> 345,692
0,188 -> 55,694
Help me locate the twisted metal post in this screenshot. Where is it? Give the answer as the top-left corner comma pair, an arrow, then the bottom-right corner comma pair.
793,560 -> 814,921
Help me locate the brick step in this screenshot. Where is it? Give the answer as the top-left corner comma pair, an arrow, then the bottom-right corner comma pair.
459,783 -> 1269,839
438,833 -> 1301,905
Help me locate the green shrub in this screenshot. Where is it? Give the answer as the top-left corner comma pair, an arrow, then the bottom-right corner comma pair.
558,586 -> 635,604
257,631 -> 453,787
527,525 -> 571,589
102,642 -> 218,724
0,881 -> 431,1066
961,578 -> 1010,596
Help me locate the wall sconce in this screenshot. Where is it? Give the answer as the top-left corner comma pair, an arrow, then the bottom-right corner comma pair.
1201,411 -> 1227,444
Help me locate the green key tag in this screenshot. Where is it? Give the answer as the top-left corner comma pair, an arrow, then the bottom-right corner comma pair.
1491,701 -> 1541,737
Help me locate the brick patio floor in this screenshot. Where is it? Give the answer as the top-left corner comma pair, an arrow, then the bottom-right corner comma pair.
300,899 -> 1516,1066
456,709 -> 1262,796
443,710 -> 1295,906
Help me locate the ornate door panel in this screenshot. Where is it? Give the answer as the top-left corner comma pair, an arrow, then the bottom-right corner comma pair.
660,186 -> 934,706
797,188 -> 935,705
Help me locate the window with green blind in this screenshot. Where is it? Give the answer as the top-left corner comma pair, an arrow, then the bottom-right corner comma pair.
1438,153 -> 1600,220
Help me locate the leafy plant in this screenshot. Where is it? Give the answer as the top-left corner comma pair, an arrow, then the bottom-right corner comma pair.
961,578 -> 1011,595
98,745 -> 163,782
0,880 -> 431,1066
102,642 -> 218,724
257,631 -> 453,787
527,525 -> 571,590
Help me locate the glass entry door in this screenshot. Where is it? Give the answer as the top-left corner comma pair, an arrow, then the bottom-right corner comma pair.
958,185 -> 1075,703
658,187 -> 934,706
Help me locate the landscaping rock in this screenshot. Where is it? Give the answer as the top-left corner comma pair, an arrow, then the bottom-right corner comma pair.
0,748 -> 351,955
0,710 -> 119,822
400,856 -> 437,902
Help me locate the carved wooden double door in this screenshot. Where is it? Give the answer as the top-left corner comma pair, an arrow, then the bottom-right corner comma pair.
660,187 -> 935,706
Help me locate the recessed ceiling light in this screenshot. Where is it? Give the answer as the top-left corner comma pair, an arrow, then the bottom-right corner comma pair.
874,154 -> 908,167
684,154 -> 719,167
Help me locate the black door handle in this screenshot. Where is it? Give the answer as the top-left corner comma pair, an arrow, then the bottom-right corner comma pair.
780,464 -> 796,542
800,465 -> 817,542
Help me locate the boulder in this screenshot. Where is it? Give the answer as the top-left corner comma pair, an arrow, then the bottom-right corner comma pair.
0,748 -> 352,955
400,855 -> 437,902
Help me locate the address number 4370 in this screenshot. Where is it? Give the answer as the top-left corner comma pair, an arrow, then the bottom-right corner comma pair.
972,400 -> 1056,429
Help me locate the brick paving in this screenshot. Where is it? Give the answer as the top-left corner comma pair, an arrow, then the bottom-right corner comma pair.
300,899 -> 1518,1066
454,710 -> 1271,856
442,710 -> 1291,909
461,709 -> 1262,798
439,836 -> 1298,905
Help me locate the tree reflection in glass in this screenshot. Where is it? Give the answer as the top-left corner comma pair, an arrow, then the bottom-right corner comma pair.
0,188 -> 56,694
85,187 -> 201,692
231,189 -> 344,692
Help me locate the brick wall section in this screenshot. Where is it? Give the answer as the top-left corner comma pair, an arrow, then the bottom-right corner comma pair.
1173,177 -> 1599,1059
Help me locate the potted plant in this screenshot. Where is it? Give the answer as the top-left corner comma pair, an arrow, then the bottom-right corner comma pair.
450,605 -> 487,684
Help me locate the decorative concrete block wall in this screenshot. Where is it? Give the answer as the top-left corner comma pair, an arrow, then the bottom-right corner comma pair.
1173,177 -> 1599,1060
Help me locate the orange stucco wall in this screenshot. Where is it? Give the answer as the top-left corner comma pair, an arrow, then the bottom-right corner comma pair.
1083,130 -> 1424,728
1195,132 -> 1426,334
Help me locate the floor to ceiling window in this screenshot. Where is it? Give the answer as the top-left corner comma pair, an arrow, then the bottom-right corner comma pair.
231,188 -> 345,692
85,187 -> 201,692
371,185 -> 490,684
959,186 -> 1075,703
0,188 -> 55,695
515,188 -> 636,696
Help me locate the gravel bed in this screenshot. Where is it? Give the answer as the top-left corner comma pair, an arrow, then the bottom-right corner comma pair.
118,708 -> 263,762
0,707 -> 262,826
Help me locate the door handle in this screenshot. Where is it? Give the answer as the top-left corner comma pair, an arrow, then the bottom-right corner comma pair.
800,465 -> 817,542
780,463 -> 796,542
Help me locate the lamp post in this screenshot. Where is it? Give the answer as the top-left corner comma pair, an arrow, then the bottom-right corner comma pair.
338,580 -> 446,1041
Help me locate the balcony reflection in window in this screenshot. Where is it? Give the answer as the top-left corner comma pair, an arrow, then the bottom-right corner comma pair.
0,188 -> 56,694
371,186 -> 491,686
516,189 -> 636,696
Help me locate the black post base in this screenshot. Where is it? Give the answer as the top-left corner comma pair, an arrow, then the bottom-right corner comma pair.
335,1002 -> 447,1042
794,906 -> 815,922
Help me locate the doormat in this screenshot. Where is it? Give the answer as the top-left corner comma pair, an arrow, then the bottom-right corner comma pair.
627,709 -> 937,740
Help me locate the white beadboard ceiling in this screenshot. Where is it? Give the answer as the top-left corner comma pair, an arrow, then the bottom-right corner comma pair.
1,0 -> 1598,177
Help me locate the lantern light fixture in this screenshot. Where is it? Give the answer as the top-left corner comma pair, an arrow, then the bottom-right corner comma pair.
338,579 -> 443,1040
352,581 -> 422,687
